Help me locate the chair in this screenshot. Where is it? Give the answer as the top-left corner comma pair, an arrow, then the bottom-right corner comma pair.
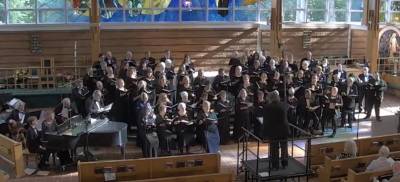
40,58 -> 55,88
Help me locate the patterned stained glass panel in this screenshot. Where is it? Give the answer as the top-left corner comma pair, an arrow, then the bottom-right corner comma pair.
235,10 -> 257,21
67,9 -> 89,23
182,9 -> 206,21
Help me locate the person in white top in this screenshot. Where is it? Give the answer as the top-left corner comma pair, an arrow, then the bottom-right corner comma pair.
386,161 -> 400,182
337,140 -> 358,159
366,145 -> 395,172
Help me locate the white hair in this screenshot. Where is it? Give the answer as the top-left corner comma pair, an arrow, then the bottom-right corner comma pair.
379,145 -> 390,158
156,62 -> 166,73
62,98 -> 71,105
180,91 -> 188,99
165,59 -> 172,68
270,90 -> 280,102
93,90 -> 102,101
302,60 -> 310,66
343,140 -> 358,157
178,102 -> 187,115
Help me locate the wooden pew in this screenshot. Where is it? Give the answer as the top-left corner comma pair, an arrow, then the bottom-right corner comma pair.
132,173 -> 233,182
318,151 -> 400,182
78,153 -> 221,182
0,170 -> 10,182
358,134 -> 400,156
311,133 -> 400,166
345,168 -> 392,182
0,134 -> 24,178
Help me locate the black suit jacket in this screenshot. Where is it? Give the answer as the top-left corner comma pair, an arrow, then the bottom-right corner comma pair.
7,109 -> 28,125
26,126 -> 41,153
263,101 -> 289,140
341,85 -> 358,110
332,69 -> 347,82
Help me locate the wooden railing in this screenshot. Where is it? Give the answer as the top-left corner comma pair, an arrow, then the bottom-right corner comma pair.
0,134 -> 24,178
0,65 -> 89,89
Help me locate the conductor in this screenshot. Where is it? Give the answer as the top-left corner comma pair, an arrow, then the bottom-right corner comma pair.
263,91 -> 289,169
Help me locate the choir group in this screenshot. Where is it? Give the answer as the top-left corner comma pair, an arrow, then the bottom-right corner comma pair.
0,49 -> 389,169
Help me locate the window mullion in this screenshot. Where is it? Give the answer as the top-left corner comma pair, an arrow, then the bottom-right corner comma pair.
347,0 -> 350,22
35,0 -> 38,24
5,0 -> 8,24
179,0 -> 182,22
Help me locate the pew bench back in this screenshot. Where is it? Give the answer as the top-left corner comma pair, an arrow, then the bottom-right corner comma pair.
132,173 -> 233,182
78,153 -> 221,182
311,133 -> 400,166
318,151 -> 400,182
0,134 -> 24,178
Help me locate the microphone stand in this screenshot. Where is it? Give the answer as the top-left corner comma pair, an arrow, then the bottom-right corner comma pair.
83,117 -> 95,161
356,101 -> 360,140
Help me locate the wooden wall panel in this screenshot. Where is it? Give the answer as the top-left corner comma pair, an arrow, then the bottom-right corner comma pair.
100,29 -> 262,67
0,27 -> 361,72
0,31 -> 90,71
350,29 -> 367,59
282,28 -> 349,60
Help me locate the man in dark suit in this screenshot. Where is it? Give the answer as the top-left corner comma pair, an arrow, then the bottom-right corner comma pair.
26,116 -> 49,169
300,50 -> 318,72
357,67 -> 373,113
263,91 -> 289,169
341,78 -> 358,128
71,80 -> 89,117
104,51 -> 117,72
332,63 -> 347,83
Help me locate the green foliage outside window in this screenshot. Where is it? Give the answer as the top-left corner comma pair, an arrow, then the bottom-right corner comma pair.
0,0 -> 4,24
307,0 -> 326,22
283,0 -> 297,22
8,0 -> 34,9
9,11 -> 35,23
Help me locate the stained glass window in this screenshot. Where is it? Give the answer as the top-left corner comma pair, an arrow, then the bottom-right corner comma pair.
2,0 -> 400,25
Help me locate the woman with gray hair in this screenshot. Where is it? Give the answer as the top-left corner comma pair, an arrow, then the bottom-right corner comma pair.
366,145 -> 395,172
337,140 -> 358,159
386,161 -> 400,182
88,90 -> 109,118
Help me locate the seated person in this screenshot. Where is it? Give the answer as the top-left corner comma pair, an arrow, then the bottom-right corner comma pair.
385,161 -> 400,182
88,90 -> 110,118
26,116 -> 49,169
366,146 -> 395,172
54,98 -> 76,125
6,119 -> 26,148
41,111 -> 72,166
337,140 -> 357,159
7,101 -> 27,125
